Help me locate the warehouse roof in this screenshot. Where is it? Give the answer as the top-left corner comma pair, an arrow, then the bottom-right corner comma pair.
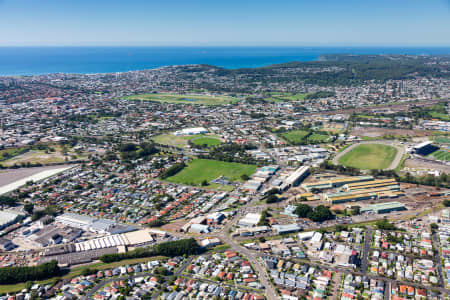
361,201 -> 406,213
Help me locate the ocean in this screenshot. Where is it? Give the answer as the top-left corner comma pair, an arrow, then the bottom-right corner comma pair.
0,46 -> 449,76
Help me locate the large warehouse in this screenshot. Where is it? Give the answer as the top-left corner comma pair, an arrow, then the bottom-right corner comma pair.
301,175 -> 373,192
326,178 -> 401,204
174,127 -> 208,136
361,202 -> 406,214
413,141 -> 439,156
0,210 -> 24,230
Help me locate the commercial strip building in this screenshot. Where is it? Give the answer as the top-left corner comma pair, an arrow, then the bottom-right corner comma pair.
360,202 -> 407,214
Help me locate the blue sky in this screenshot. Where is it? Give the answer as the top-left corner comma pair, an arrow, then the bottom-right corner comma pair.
1,0 -> 450,46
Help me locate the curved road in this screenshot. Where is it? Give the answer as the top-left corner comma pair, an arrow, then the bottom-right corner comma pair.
332,140 -> 405,171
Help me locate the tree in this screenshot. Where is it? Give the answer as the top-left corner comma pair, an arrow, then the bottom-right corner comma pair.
24,203 -> 34,215
295,204 -> 313,218
430,223 -> 438,232
444,199 -> 450,207
0,195 -> 16,207
240,174 -> 249,181
351,206 -> 361,216
308,205 -> 333,222
266,194 -> 278,204
376,218 -> 396,230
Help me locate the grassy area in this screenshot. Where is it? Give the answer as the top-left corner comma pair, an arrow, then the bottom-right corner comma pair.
430,112 -> 450,121
0,256 -> 166,295
0,144 -> 86,167
0,147 -> 29,161
265,92 -> 307,102
280,130 -> 331,144
280,130 -> 310,144
165,159 -> 256,189
307,133 -> 331,143
338,144 -> 398,170
190,136 -> 222,147
434,136 -> 450,144
394,154 -> 408,173
124,93 -> 240,106
430,149 -> 450,162
360,136 -> 378,141
152,133 -> 220,148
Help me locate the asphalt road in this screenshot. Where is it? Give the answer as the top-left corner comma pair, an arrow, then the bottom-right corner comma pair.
432,232 -> 445,288
360,226 -> 373,274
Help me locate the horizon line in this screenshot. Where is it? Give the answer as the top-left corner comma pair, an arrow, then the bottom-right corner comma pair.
1,44 -> 450,48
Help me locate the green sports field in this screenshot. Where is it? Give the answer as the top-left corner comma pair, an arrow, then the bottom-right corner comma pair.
190,136 -> 222,147
307,133 -> 331,143
280,130 -> 310,144
124,93 -> 240,105
434,136 -> 450,144
265,92 -> 307,103
165,159 -> 256,189
430,150 -> 450,161
338,144 -> 398,170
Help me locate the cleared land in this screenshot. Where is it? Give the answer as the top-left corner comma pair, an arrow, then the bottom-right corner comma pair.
0,145 -> 86,167
153,134 -> 221,148
338,143 -> 398,170
165,159 -> 256,190
125,93 -> 240,105
0,147 -> 29,161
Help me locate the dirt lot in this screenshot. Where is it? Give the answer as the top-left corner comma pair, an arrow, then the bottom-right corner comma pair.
404,157 -> 450,175
0,165 -> 71,187
351,127 -> 432,138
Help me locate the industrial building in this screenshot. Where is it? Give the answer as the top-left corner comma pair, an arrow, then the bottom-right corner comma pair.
344,178 -> 398,191
413,141 -> 439,156
174,127 -> 208,136
238,213 -> 262,227
189,224 -> 211,234
55,213 -> 136,234
0,210 -> 24,230
301,175 -> 373,192
360,202 -> 407,214
73,229 -> 157,252
242,180 -> 262,193
280,166 -> 310,191
326,178 -> 401,204
272,223 -> 302,235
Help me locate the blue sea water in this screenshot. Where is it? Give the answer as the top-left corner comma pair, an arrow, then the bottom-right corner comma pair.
0,46 -> 449,76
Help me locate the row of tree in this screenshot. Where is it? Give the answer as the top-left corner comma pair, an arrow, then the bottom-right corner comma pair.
160,162 -> 186,179
100,238 -> 201,263
0,260 -> 59,284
